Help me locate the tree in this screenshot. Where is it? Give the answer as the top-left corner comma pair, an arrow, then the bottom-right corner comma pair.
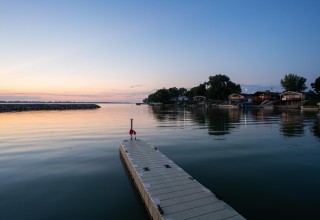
153,88 -> 171,103
168,87 -> 179,98
206,74 -> 241,100
280,73 -> 307,92
311,76 -> 320,94
178,87 -> 187,96
186,83 -> 207,98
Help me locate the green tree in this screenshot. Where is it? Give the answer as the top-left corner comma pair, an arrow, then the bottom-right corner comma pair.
151,88 -> 171,103
148,93 -> 155,102
168,87 -> 179,98
206,74 -> 241,100
178,87 -> 187,96
280,73 -> 307,92
311,76 -> 320,94
186,83 -> 207,98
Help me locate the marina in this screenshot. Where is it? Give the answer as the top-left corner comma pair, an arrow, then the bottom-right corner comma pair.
120,139 -> 245,220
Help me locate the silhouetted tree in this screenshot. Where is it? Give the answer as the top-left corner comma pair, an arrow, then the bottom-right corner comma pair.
147,87 -> 188,103
153,88 -> 171,103
206,74 -> 241,100
311,76 -> 320,94
280,73 -> 307,92
178,87 -> 187,96
168,87 -> 179,98
186,83 -> 207,98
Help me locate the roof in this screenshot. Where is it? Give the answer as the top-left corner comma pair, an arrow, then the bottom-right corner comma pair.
280,91 -> 303,96
253,91 -> 280,96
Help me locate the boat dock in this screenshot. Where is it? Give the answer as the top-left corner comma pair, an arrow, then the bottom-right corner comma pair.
120,139 -> 245,220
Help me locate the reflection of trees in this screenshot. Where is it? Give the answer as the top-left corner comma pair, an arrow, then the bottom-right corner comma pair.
205,109 -> 241,136
304,111 -> 320,139
149,106 -> 180,122
149,106 -> 191,124
189,107 -> 207,125
279,110 -> 304,137
149,105 -> 320,139
189,107 -> 242,136
150,106 -> 242,136
311,118 -> 320,138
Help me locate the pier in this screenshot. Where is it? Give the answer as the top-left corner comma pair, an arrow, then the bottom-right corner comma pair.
120,139 -> 245,220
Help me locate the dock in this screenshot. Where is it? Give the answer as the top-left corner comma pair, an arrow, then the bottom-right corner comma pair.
120,139 -> 246,220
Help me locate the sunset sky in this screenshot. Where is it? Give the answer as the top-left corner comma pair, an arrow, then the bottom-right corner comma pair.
1,0 -> 319,102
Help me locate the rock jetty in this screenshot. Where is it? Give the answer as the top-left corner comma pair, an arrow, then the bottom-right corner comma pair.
0,103 -> 100,112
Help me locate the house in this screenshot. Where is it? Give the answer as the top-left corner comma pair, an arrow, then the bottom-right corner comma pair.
228,93 -> 245,105
252,91 -> 280,104
193,96 -> 206,106
278,91 -> 305,108
303,91 -> 320,100
171,96 -> 190,103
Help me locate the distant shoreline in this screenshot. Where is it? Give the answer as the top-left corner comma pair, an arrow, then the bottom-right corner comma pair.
0,103 -> 101,113
0,101 -> 130,104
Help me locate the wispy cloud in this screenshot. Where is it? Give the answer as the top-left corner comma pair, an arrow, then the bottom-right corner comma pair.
130,84 -> 144,88
0,90 -> 152,103
241,84 -> 282,93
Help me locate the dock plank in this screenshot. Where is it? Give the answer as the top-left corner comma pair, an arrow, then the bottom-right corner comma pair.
120,139 -> 245,220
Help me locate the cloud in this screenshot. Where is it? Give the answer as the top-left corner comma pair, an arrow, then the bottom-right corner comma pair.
0,90 -> 152,103
240,84 -> 282,93
130,84 -> 143,88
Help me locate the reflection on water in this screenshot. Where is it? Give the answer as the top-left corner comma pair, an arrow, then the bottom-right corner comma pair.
312,118 -> 320,138
150,106 -> 319,139
0,104 -> 319,220
279,110 -> 304,137
148,106 -> 320,219
206,108 -> 241,136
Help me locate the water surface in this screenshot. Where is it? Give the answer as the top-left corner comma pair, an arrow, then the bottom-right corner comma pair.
0,104 -> 319,219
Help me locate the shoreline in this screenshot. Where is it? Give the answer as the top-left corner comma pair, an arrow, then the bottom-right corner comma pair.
0,103 -> 100,112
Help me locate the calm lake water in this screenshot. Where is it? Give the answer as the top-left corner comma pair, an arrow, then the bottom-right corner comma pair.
0,104 -> 319,220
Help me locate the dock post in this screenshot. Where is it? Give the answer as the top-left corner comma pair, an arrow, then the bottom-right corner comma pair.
130,119 -> 133,140
129,119 -> 137,140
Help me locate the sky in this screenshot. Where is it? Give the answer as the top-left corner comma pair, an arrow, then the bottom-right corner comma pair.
1,0 -> 319,102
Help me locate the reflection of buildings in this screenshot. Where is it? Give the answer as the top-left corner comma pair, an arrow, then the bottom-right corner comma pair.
251,108 -> 274,122
279,110 -> 304,137
149,105 -> 320,139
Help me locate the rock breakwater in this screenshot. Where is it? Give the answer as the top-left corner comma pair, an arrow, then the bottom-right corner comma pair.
0,103 -> 100,112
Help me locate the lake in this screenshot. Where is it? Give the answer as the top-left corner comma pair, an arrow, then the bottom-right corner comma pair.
0,104 -> 319,220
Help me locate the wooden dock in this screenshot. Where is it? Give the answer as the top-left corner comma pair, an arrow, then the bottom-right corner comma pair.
120,139 -> 246,220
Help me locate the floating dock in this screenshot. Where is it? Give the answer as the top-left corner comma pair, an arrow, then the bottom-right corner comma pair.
120,139 -> 245,220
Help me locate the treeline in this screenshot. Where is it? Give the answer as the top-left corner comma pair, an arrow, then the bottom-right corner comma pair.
145,74 -> 241,103
144,73 -> 320,104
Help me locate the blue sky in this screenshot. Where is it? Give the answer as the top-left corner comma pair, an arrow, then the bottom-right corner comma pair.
0,0 -> 319,102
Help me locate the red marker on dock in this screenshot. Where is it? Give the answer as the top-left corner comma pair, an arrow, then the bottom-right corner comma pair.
129,119 -> 137,140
